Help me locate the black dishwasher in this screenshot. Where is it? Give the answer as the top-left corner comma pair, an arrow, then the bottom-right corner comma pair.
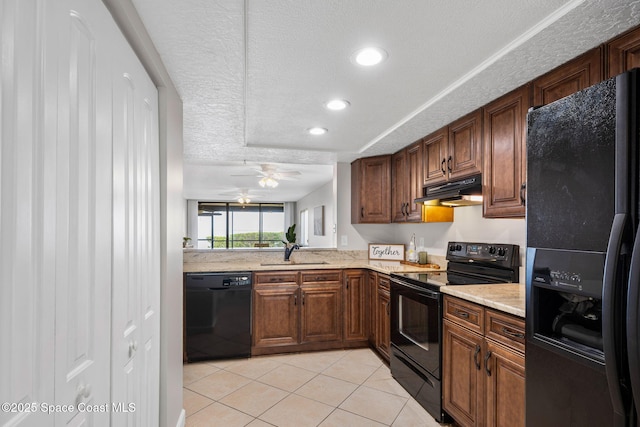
185,272 -> 252,361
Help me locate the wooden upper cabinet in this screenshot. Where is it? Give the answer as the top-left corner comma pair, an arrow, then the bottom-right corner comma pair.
423,127 -> 449,186
533,47 -> 603,106
482,86 -> 530,218
392,141 -> 423,222
423,110 -> 482,187
607,25 -> 640,77
448,110 -> 483,181
351,155 -> 391,224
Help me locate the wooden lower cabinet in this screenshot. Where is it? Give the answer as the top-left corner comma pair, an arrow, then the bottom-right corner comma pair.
443,296 -> 525,427
375,274 -> 391,362
253,284 -> 300,347
300,283 -> 342,343
253,270 -> 348,355
443,319 -> 484,427
343,269 -> 368,344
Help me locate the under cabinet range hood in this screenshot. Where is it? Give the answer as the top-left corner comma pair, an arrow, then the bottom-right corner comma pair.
414,174 -> 483,207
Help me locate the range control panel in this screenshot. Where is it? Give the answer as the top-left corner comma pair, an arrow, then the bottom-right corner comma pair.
446,242 -> 520,268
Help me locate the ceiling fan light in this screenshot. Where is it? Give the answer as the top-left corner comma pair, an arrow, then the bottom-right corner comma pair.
259,177 -> 278,188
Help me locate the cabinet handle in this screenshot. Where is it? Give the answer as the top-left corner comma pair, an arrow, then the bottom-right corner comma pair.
484,351 -> 492,376
361,207 -> 364,218
346,278 -> 349,289
302,292 -> 305,305
474,344 -> 481,370
455,310 -> 470,319
386,301 -> 390,316
441,159 -> 446,175
520,182 -> 526,206
447,156 -> 452,173
501,326 -> 525,339
294,294 -> 297,305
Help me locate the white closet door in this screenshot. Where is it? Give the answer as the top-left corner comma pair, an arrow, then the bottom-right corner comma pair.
110,18 -> 160,427
0,0 -> 56,424
53,1 -> 113,425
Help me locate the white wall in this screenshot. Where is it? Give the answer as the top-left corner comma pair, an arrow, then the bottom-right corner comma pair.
297,180 -> 335,248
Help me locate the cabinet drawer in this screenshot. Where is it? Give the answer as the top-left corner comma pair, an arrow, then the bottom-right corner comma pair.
444,296 -> 484,334
254,271 -> 298,285
377,274 -> 390,291
485,309 -> 525,353
300,270 -> 342,284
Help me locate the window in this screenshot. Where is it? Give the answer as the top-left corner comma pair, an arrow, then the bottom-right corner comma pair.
197,202 -> 285,249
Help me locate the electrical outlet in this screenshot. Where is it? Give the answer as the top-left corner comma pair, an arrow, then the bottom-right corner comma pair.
341,235 -> 348,246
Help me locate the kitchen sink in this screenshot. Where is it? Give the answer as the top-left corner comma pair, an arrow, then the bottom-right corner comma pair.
260,261 -> 329,266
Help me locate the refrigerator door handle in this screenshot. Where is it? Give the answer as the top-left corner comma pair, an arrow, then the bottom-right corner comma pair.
602,212 -> 628,424
627,226 -> 640,420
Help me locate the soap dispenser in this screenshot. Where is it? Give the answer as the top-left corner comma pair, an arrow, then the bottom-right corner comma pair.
407,234 -> 417,262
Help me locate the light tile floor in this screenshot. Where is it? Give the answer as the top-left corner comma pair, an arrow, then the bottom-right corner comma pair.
184,348 -> 451,427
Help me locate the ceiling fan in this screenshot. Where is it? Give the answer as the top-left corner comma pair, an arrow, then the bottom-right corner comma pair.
232,164 -> 301,188
220,189 -> 259,204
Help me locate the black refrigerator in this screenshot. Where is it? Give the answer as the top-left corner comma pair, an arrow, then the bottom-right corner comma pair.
526,69 -> 640,427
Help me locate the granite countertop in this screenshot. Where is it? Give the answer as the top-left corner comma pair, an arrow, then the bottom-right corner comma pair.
183,259 -> 442,275
440,283 -> 525,318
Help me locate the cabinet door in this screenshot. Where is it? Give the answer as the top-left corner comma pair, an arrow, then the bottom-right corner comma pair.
352,155 -> 391,223
423,127 -> 448,186
482,85 -> 530,218
406,142 -> 424,222
448,110 -> 483,181
533,47 -> 603,106
392,149 -> 408,222
376,278 -> 391,362
443,319 -> 484,427
607,26 -> 640,77
344,270 -> 368,342
484,341 -> 525,427
300,284 -> 342,343
368,271 -> 378,345
253,286 -> 299,347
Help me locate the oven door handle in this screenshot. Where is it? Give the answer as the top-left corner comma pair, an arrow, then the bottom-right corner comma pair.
391,278 -> 440,299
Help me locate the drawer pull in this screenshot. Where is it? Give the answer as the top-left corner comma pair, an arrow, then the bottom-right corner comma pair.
455,310 -> 470,319
474,344 -> 481,370
501,326 -> 524,339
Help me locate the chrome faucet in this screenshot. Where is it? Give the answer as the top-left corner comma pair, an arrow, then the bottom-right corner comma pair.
284,244 -> 300,261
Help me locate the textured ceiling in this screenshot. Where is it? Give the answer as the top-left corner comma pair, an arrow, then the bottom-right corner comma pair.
130,0 -> 640,201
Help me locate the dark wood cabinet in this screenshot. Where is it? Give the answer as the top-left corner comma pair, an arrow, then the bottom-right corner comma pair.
343,269 -> 368,344
392,142 -> 423,222
607,25 -> 640,77
482,86 -> 530,218
253,270 -> 343,355
351,155 -> 392,224
422,127 -> 449,185
443,296 -> 525,427
448,110 -> 483,181
300,283 -> 342,343
367,270 -> 377,345
443,318 -> 484,427
253,284 -> 300,348
423,110 -> 482,187
533,47 -> 603,106
375,274 -> 391,362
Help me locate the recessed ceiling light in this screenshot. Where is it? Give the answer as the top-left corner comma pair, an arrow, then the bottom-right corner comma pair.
325,99 -> 350,111
352,47 -> 387,66
308,127 -> 328,135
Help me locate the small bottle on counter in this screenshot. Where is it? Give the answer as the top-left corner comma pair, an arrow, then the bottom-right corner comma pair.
407,234 -> 418,262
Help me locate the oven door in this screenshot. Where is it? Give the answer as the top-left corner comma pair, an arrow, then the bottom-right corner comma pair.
390,277 -> 441,379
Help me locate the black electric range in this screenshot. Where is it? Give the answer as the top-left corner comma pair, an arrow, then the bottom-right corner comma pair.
388,241 -> 520,423
392,241 -> 520,289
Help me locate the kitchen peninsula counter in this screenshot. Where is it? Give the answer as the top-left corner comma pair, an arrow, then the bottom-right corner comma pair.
440,283 -> 525,318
